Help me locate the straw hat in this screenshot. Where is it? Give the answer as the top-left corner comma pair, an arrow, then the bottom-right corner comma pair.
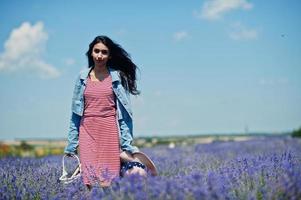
120,151 -> 158,176
133,152 -> 158,176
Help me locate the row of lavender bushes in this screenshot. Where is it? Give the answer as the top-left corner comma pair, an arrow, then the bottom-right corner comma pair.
0,136 -> 300,199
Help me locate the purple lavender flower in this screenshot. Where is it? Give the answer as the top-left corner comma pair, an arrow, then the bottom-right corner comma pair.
0,136 -> 300,199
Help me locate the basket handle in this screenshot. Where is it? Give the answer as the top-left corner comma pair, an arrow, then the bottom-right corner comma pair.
59,154 -> 81,181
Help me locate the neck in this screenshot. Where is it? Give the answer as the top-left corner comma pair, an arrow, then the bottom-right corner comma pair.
93,64 -> 108,74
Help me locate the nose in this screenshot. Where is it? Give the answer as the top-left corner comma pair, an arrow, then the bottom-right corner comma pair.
97,53 -> 103,59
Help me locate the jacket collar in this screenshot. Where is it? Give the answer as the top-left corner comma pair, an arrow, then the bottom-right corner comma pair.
79,66 -> 120,83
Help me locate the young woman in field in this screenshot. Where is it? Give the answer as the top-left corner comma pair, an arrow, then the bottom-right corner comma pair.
63,35 -> 143,190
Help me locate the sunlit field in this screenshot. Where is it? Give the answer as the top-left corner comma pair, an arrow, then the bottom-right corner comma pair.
1,136 -> 300,200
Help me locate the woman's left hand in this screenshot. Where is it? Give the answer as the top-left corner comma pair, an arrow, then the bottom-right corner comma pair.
120,151 -> 134,162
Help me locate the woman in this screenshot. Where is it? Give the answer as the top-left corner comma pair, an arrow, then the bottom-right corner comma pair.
64,35 -> 140,189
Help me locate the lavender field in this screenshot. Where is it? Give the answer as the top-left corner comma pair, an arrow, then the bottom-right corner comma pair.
1,136 -> 300,200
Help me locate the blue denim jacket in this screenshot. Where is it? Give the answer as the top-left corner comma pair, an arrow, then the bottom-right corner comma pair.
64,66 -> 139,155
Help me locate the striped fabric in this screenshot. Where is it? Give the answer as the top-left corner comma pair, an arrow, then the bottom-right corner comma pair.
79,74 -> 120,186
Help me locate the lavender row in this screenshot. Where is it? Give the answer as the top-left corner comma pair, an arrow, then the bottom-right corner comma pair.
0,136 -> 300,199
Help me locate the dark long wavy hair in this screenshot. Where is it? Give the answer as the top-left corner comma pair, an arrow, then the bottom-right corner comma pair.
86,35 -> 140,95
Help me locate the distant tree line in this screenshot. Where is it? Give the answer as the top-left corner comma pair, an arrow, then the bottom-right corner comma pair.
292,126 -> 301,137
0,140 -> 63,158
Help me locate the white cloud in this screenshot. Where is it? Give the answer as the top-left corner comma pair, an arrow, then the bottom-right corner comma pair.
64,58 -> 75,66
0,21 -> 60,79
228,22 -> 258,40
259,77 -> 289,86
196,0 -> 253,20
173,31 -> 189,41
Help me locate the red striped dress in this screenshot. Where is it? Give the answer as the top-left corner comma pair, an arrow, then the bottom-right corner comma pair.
79,74 -> 120,186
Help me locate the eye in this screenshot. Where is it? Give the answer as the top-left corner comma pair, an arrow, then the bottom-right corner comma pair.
101,50 -> 109,55
93,49 -> 109,55
94,49 -> 100,53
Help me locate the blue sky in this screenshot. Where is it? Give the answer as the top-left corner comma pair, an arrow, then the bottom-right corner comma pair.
0,0 -> 300,140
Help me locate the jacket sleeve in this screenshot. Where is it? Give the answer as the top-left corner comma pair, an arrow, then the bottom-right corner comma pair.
117,90 -> 139,154
64,112 -> 81,154
64,75 -> 82,155
118,116 -> 139,154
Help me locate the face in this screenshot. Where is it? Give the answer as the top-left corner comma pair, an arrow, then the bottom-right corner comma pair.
91,42 -> 110,66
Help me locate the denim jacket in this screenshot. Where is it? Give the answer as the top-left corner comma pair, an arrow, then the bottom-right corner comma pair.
64,66 -> 139,155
